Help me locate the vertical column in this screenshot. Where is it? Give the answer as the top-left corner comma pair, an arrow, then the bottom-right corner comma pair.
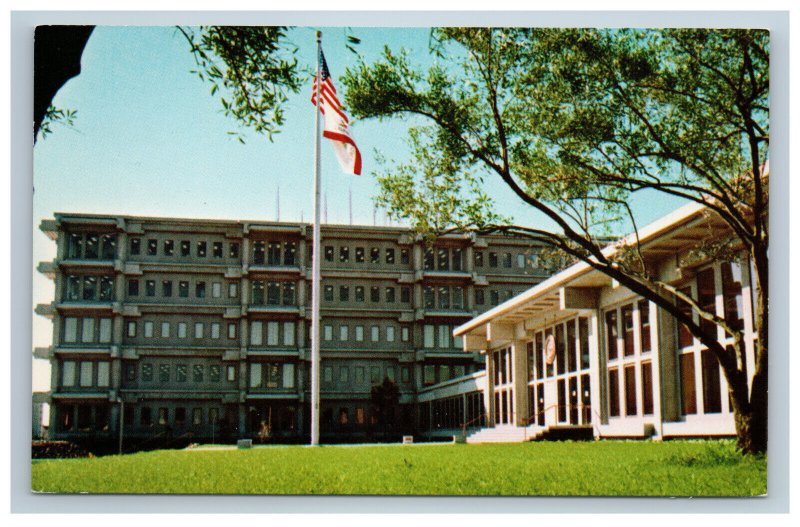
648,300 -> 664,438
588,311 -> 604,432
484,350 -> 495,426
512,338 -> 529,426
465,245 -> 474,273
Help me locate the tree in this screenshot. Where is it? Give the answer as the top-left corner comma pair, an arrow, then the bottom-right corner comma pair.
370,378 -> 401,437
343,28 -> 769,454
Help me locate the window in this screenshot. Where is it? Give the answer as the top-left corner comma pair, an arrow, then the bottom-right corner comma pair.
196,281 -> 206,298
213,242 -> 223,258
339,325 -> 349,341
355,286 -> 365,302
701,349 -> 722,413
424,248 -> 434,270
339,366 -> 349,383
211,323 -> 220,339
475,289 -> 485,305
385,287 -> 395,303
129,238 -> 141,256
144,321 -> 154,338
605,310 -> 618,360
323,366 -> 333,383
194,322 -> 204,339
339,246 -> 349,262
128,279 -> 139,297
268,242 -> 281,265
622,304 -> 634,356
179,281 -> 189,298
62,361 -> 76,387
452,287 -> 464,310
283,322 -> 295,346
284,242 -> 296,265
641,362 -> 654,415
197,241 -> 207,257
423,286 -> 435,309
99,277 -> 114,300
339,286 -> 349,302
386,326 -> 395,342
438,325 -> 450,348
267,321 -> 279,345
142,363 -> 153,382
371,366 -> 381,384
212,282 -> 222,298
401,367 -> 411,383
490,290 -> 500,306
721,261 -> 745,333
125,363 -> 136,382
66,276 -> 80,300
385,248 -> 395,264
193,364 -> 204,382
99,318 -> 112,343
624,365 -> 637,416
355,325 -> 364,342
250,363 -> 262,388
324,246 -> 334,262
253,241 -> 265,264
371,326 -> 379,342
489,252 -> 498,268
680,353 -> 697,415
401,326 -> 410,342
146,280 -> 156,297
370,247 -> 380,263
400,248 -> 410,264
323,325 -> 333,341
63,317 -> 78,343
370,286 -> 380,303
228,282 -> 238,298
162,280 -> 173,297
355,247 -> 365,263
180,240 -> 191,257
164,239 -> 175,256
193,408 -> 203,425
474,251 -> 484,267
161,322 -> 170,338
423,325 -> 435,348
355,366 -> 365,384
639,300 -> 651,353
176,364 -> 188,382
80,362 -> 93,387
159,364 -> 170,382
453,248 -> 463,271
126,321 -> 136,338
229,242 -> 240,259
267,282 -> 280,305
517,254 -> 525,268
401,287 -> 410,303
147,239 -> 157,256
178,322 -> 187,339
158,408 -> 168,425
608,368 -> 620,417
696,267 -> 717,340
283,363 -> 295,388
209,365 -> 220,382
676,286 -> 694,348
250,321 -> 263,346
140,407 -> 152,426
227,365 -> 236,382
437,248 -> 449,270
228,322 -> 237,339
424,365 -> 436,385
324,285 -> 334,302
252,281 -> 265,304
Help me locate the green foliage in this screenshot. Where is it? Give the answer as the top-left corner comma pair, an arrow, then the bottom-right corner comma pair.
178,26 -> 301,143
31,440 -> 766,496
38,105 -> 78,140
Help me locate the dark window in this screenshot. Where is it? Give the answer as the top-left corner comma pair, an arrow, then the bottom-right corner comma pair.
622,304 -> 634,356
624,365 -> 637,416
140,407 -> 152,426
677,286 -> 694,348
193,364 -> 204,382
339,286 -> 349,302
502,253 -> 512,268
370,286 -> 380,303
423,249 -> 434,270
145,280 -> 156,297
267,242 -> 281,265
100,234 -> 116,259
67,234 -> 82,258
283,242 -> 296,265
608,368 -> 620,417
128,279 -> 139,297
680,353 -> 697,415
180,240 -> 190,256
209,365 -> 221,382
84,235 -> 99,259
282,282 -> 296,305
339,246 -> 349,262
267,282 -> 280,305
453,248 -> 463,271
639,300 -> 651,353
475,289 -> 485,305
567,319 -> 577,372
605,310 -> 618,360
252,281 -> 264,304
142,363 -> 153,382
147,239 -> 157,256
179,281 -> 189,298
641,361 -> 654,415
82,276 -> 97,300
196,281 -> 206,298
579,317 -> 590,369
490,290 -> 499,306
555,324 -> 565,375
176,365 -> 187,382
423,287 -> 435,309
197,241 -> 207,257
696,268 -> 717,340
400,287 -> 410,303
158,408 -> 168,425
99,277 -> 114,301
701,349 -> 722,413
213,242 -> 223,258
253,241 -> 265,264
324,285 -> 334,302
129,238 -> 140,256
385,248 -> 395,264
164,239 -> 174,256
159,364 -> 170,383
400,248 -> 410,264
162,280 -> 173,297
386,287 -> 395,303
474,251 -> 484,267
489,252 -> 498,268
370,247 -> 380,263
438,286 -> 450,309
355,247 -> 365,263
229,242 -> 240,259
721,261 -> 745,333
355,286 -> 365,302
324,246 -> 334,262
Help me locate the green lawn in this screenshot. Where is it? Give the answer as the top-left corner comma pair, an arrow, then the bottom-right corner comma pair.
31,440 -> 766,496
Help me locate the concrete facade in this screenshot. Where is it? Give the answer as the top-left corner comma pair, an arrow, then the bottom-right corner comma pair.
35,213 -> 551,446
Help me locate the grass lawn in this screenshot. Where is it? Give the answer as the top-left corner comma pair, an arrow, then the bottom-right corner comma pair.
31,440 -> 766,496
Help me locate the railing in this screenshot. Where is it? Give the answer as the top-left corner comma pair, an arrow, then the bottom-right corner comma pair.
460,412 -> 490,437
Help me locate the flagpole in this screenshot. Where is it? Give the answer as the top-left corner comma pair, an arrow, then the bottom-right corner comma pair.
310,30 -> 323,446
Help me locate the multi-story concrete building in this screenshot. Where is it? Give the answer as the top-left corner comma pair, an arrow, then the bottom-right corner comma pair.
34,213 -> 551,447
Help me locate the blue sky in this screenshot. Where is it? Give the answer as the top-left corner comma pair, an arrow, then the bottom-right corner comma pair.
31,25 -> 684,388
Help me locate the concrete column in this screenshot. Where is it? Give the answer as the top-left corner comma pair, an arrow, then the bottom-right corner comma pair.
512,339 -> 529,426
656,302 -> 680,422
484,350 -> 495,426
588,311 -> 604,431
648,301 -> 664,438
413,243 -> 423,271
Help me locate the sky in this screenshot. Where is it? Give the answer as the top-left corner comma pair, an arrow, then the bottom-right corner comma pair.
31,25 -> 685,391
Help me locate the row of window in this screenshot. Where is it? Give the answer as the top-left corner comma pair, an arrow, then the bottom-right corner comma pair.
325,245 -> 409,265
250,320 -> 296,347
526,317 -> 591,384
476,288 -> 517,307
253,241 -> 296,266
64,275 -> 115,302
62,317 -> 113,344
322,323 -> 409,344
249,362 -> 296,389
60,360 -> 110,388
251,281 -> 296,306
124,362 -> 237,384
67,232 -> 117,260
129,278 -> 238,300
130,237 -> 239,260
324,284 -> 411,304
322,363 -> 411,385
423,285 -> 465,310
128,406 -> 222,428
127,319 -> 239,341
422,362 -> 474,386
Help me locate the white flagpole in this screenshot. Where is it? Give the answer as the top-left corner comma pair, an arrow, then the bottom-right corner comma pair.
310,31 -> 323,446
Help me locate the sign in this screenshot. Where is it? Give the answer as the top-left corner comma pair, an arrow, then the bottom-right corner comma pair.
545,334 -> 557,365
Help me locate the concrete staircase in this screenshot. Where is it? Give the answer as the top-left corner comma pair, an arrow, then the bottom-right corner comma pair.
465,425 -> 531,444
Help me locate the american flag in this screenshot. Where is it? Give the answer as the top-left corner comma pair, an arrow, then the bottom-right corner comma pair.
311,48 -> 362,176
